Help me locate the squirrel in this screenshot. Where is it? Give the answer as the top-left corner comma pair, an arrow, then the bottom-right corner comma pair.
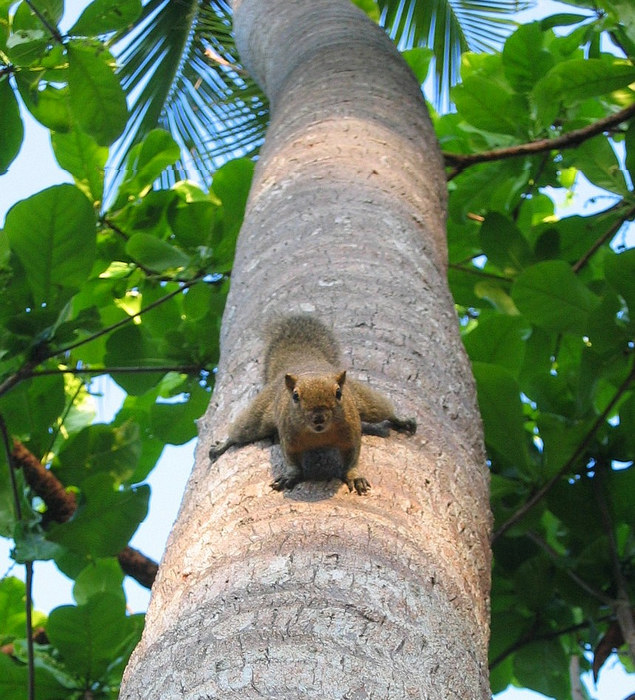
209,314 -> 416,494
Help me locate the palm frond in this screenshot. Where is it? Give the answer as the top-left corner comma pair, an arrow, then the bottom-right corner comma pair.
378,0 -> 534,105
107,0 -> 531,195
108,0 -> 268,195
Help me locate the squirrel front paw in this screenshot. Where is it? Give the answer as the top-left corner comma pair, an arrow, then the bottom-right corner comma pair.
271,475 -> 301,491
345,476 -> 371,495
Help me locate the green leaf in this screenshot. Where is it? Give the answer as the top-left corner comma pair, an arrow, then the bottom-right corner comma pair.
211,157 -> 254,267
0,77 -> 24,174
116,129 -> 181,204
626,120 -> 635,185
452,74 -> 529,136
104,324 -> 164,395
16,76 -> 71,132
150,385 -> 210,445
0,654 -> 68,700
532,58 -> 635,127
47,592 -> 139,681
4,184 -> 96,305
0,375 -> 65,449
55,421 -> 142,488
463,315 -> 529,377
69,0 -> 142,36
169,198 -> 220,249
569,135 -> 629,196
605,248 -> 635,318
47,473 -> 149,559
513,556 -> 554,610
11,524 -> 64,563
535,413 -> 593,476
502,22 -> 554,94
125,233 -> 191,273
480,212 -> 535,274
472,362 -> 531,470
514,640 -> 570,698
19,0 -> 63,26
212,157 -> 254,234
401,47 -> 433,85
73,559 -> 125,606
51,129 -> 108,203
6,1 -> 50,65
0,577 -> 27,641
67,40 -> 128,146
512,261 -> 599,334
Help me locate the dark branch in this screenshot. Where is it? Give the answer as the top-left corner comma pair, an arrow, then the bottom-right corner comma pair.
117,546 -> 159,589
444,102 -> 635,179
573,203 -> 635,273
12,439 -> 77,523
10,440 -> 159,589
24,0 -> 64,43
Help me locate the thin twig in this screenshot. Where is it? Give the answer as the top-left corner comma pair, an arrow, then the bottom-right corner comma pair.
24,0 -> 63,43
25,561 -> 35,700
573,203 -> 635,273
489,614 -> 613,669
526,530 -> 610,605
594,465 -> 635,665
493,360 -> 635,542
29,364 -> 205,377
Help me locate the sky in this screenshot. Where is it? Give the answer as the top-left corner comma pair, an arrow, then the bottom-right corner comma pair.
1,1 -> 634,699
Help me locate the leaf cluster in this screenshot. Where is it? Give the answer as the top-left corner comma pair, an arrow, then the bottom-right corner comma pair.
1,3 -> 254,695
437,10 -> 635,698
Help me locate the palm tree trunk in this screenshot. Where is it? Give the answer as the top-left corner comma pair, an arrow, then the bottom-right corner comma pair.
120,0 -> 491,697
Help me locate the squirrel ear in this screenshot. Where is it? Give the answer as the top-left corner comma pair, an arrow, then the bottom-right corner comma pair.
336,370 -> 346,386
285,373 -> 298,392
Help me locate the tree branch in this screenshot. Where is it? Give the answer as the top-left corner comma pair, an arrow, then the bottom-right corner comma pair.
12,439 -> 77,523
118,546 -> 159,589
489,614 -> 613,670
28,364 -> 205,378
10,440 -> 159,589
0,276 -> 206,400
444,102 -> 635,179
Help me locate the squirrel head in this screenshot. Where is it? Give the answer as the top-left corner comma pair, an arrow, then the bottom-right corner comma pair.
285,370 -> 346,433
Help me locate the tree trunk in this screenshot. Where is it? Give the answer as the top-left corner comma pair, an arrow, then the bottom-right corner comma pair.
120,0 -> 491,697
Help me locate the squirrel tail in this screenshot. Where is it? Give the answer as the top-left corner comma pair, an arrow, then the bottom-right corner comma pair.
263,314 -> 341,381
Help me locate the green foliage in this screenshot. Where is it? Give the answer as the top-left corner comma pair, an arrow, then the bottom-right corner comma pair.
0,0 -> 633,698
0,3 -> 254,694
441,8 -> 635,697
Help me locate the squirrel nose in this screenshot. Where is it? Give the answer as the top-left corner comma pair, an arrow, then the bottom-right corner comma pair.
312,411 -> 328,429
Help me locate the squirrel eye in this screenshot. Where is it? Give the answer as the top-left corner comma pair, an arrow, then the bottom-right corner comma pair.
292,389 -> 300,403
335,387 -> 342,400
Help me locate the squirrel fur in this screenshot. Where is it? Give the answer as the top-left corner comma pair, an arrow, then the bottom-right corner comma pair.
209,314 -> 416,494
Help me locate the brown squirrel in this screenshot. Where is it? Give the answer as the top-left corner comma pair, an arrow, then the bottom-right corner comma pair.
209,315 -> 416,494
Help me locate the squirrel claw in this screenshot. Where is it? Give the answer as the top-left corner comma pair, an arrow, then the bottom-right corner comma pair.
346,477 -> 371,495
271,476 -> 300,491
392,417 -> 417,435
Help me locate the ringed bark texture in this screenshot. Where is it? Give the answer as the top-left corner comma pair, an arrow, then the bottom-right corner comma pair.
120,0 -> 491,698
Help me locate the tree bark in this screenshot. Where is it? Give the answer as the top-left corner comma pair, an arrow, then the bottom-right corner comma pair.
120,0 -> 491,697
